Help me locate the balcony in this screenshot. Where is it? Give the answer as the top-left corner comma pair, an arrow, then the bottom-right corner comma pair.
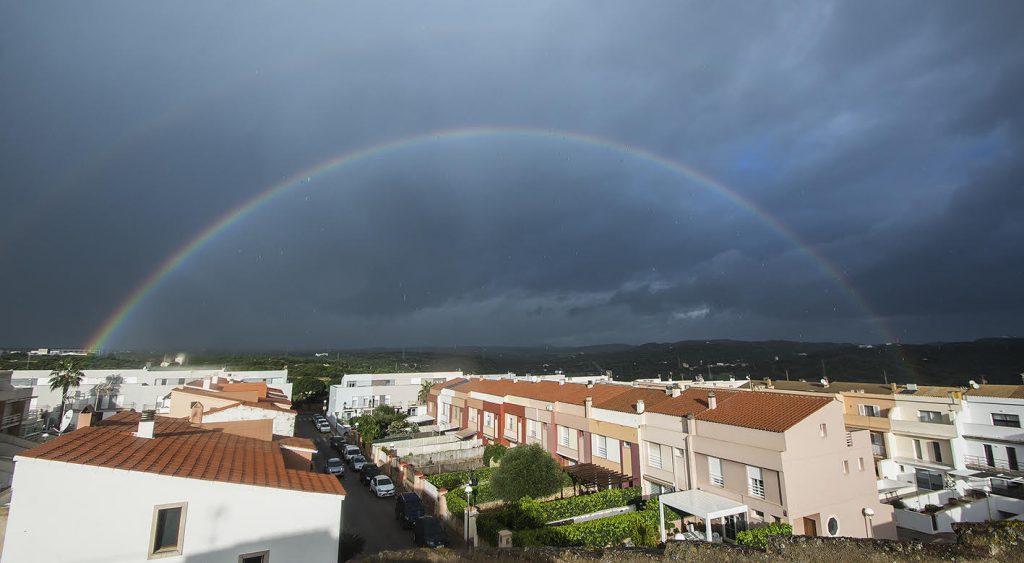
872,444 -> 887,457
845,413 -> 892,432
960,422 -> 1024,444
0,413 -> 22,430
890,418 -> 957,440
964,455 -> 1024,479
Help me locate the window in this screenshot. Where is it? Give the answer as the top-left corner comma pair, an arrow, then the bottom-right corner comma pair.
842,460 -> 850,475
150,503 -> 187,558
1009,447 -> 1019,471
239,551 -> 269,563
819,423 -> 827,438
505,414 -> 515,429
993,413 -> 1021,428
826,516 -> 839,536
918,410 -> 942,423
858,404 -> 881,417
752,509 -> 765,521
559,426 -> 570,447
346,381 -> 356,388
441,403 -> 450,417
483,412 -> 493,426
595,435 -> 608,458
648,443 -> 663,469
913,439 -> 923,460
857,457 -> 865,472
747,466 -> 765,498
527,419 -> 539,438
708,456 -> 724,487
931,441 -> 943,463
469,408 -> 477,423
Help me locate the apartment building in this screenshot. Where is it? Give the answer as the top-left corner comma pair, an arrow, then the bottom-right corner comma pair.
955,384 -> 1024,498
2,411 -> 344,563
0,371 -> 34,438
10,367 -> 290,419
328,371 -> 463,421
427,378 -> 895,538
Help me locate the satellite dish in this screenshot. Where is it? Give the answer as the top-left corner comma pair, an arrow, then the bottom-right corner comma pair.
969,380 -> 979,389
59,410 -> 74,432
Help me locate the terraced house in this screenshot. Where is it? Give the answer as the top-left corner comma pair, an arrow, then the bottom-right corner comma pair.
427,378 -> 896,539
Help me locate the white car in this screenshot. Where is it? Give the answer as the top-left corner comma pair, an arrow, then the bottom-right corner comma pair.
350,455 -> 368,471
343,445 -> 360,461
370,475 -> 396,497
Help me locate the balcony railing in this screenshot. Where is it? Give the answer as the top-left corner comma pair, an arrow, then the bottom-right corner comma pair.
0,413 -> 22,429
964,455 -> 1024,478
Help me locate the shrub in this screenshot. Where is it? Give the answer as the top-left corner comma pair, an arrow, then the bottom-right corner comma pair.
924,504 -> 942,513
491,444 -> 563,502
483,444 -> 508,466
891,499 -> 907,509
338,532 -> 365,561
427,467 -> 494,491
735,522 -> 793,550
511,497 -> 671,548
448,482 -> 497,519
537,487 -> 642,523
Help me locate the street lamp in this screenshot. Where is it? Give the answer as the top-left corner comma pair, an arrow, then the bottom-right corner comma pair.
862,507 -> 874,538
464,483 -> 474,546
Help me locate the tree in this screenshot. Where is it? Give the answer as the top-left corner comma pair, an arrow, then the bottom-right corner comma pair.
91,374 -> 123,409
352,405 -> 409,443
48,359 -> 84,433
291,377 -> 327,401
417,380 -> 434,404
490,443 -> 563,502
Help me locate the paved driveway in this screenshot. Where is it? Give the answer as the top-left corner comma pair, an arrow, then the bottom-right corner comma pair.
296,414 -> 418,557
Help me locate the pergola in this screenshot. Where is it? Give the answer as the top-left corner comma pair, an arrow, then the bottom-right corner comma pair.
657,489 -> 748,543
563,463 -> 631,493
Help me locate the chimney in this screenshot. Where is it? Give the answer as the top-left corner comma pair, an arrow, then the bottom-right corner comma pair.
202,378 -> 211,390
765,378 -> 773,389
188,401 -> 204,425
585,396 -> 593,418
559,380 -> 565,386
664,386 -> 673,396
586,382 -> 594,389
707,391 -> 717,410
76,406 -> 95,429
136,410 -> 156,439
635,400 -> 645,414
672,386 -> 681,398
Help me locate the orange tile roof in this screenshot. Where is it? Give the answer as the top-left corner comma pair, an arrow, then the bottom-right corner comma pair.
274,436 -> 317,451
647,388 -> 742,417
694,390 -> 833,432
176,387 -> 295,413
19,412 -> 343,496
593,387 -> 674,413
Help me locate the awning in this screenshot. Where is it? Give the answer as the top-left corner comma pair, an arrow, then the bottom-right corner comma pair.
948,469 -> 981,478
454,428 -> 477,440
892,457 -> 953,472
658,489 -> 748,543
877,479 -> 914,494
406,414 -> 435,424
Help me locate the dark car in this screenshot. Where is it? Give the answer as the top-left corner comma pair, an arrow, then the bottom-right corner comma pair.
359,464 -> 381,485
395,492 -> 425,529
413,516 -> 450,548
330,436 -> 347,453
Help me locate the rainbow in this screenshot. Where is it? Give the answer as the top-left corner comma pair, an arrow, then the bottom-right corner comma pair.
85,126 -> 890,351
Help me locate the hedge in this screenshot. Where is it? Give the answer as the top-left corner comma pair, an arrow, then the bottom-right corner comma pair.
511,500 -> 670,548
483,444 -> 507,466
448,482 -> 497,519
426,467 -> 494,491
536,487 -> 642,523
735,522 -> 792,550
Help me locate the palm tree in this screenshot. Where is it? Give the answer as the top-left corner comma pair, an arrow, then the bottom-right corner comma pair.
49,359 -> 84,433
417,380 -> 435,404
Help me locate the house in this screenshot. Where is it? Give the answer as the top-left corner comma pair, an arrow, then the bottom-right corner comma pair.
167,379 -> 297,437
10,367 -> 290,421
1,411 -> 344,563
954,384 -> 1024,498
328,371 -> 463,421
0,370 -> 34,438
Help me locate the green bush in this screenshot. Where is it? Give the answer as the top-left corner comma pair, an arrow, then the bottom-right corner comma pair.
735,522 -> 793,550
483,444 -> 508,466
537,487 -> 642,523
511,497 -> 671,548
427,467 -> 494,491
448,482 -> 497,519
491,444 -> 564,502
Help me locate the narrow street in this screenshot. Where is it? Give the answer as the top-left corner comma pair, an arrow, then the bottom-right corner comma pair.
295,414 -> 418,558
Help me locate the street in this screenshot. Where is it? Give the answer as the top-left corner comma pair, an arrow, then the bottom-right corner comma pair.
295,414 -> 418,558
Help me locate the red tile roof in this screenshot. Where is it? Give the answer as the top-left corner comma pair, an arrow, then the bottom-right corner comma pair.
175,387 -> 295,413
19,412 -> 343,496
647,388 -> 832,432
593,388 -> 674,413
647,388 -> 741,417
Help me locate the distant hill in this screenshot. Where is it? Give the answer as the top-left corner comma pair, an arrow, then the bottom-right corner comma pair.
4,338 -> 1021,388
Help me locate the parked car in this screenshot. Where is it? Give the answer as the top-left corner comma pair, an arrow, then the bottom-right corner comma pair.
323,457 -> 344,476
413,516 -> 450,548
395,492 -> 425,528
316,420 -> 331,433
343,445 -> 360,461
330,436 -> 347,452
350,455 -> 368,471
370,475 -> 396,498
359,464 -> 381,485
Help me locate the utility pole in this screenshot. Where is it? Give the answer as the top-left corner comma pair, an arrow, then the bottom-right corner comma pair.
785,369 -> 790,381
883,370 -> 888,384
821,359 -> 827,380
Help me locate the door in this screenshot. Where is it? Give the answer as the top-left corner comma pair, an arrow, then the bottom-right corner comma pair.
803,517 -> 817,536
1008,447 -> 1019,471
985,444 -> 995,467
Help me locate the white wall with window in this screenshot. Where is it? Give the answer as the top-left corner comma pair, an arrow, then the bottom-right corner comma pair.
591,434 -> 621,462
708,456 -> 724,487
647,441 -> 664,469
747,465 -> 765,498
4,457 -> 344,563
955,393 -> 1024,475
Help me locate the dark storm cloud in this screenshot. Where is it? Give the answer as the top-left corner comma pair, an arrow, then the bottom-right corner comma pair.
1,0 -> 1022,349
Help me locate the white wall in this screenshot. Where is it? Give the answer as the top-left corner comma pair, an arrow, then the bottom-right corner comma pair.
328,372 -> 462,419
2,458 -> 342,563
201,404 -> 296,437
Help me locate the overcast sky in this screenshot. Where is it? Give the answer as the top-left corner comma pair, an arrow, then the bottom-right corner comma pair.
1,1 -> 1022,350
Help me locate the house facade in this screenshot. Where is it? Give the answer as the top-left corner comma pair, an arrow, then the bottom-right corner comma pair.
328,371 -> 463,421
2,411 -> 344,563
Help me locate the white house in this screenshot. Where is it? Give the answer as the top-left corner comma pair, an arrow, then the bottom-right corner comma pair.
1,411 -> 344,563
327,371 -> 463,421
954,384 -> 1024,497
11,367 -> 290,419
